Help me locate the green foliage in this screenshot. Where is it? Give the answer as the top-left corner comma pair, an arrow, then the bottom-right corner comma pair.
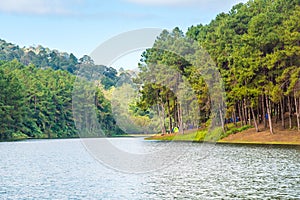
203,127 -> 224,142
224,125 -> 253,138
201,125 -> 253,141
140,0 -> 300,135
0,61 -> 123,140
0,66 -> 29,140
11,132 -> 29,140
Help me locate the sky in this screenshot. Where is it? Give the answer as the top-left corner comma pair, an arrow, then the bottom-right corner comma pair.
0,0 -> 248,69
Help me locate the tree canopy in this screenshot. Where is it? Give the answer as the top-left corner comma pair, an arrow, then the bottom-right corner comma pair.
135,0 -> 300,135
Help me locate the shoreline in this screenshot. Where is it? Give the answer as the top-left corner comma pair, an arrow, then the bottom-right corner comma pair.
2,129 -> 300,146
144,137 -> 300,146
217,140 -> 300,146
0,134 -> 132,142
144,127 -> 300,146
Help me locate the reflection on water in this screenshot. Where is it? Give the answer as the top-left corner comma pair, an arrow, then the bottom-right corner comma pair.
0,138 -> 299,199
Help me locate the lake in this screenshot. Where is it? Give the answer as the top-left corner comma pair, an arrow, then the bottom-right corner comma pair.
0,138 -> 299,199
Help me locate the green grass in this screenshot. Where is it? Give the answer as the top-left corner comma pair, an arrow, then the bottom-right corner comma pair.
173,130 -> 207,141
145,124 -> 253,142
144,129 -> 207,141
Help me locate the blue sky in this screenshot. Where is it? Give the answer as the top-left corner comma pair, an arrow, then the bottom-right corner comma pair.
0,0 -> 247,69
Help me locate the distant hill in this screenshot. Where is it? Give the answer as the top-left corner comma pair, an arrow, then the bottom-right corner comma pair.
0,39 -> 79,73
0,39 -> 136,89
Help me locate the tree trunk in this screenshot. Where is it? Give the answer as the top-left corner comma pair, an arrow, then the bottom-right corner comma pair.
275,103 -> 279,124
294,95 -> 300,132
298,97 -> 300,131
161,103 -> 166,134
247,101 -> 251,126
233,108 -> 237,127
288,96 -> 292,129
257,97 -> 261,124
177,103 -> 184,134
241,100 -> 246,126
242,100 -> 248,125
238,101 -> 243,126
157,104 -> 166,134
174,101 -> 178,128
262,95 -> 267,129
265,95 -> 274,134
251,106 -> 259,132
167,97 -> 172,133
219,104 -> 225,133
280,98 -> 285,129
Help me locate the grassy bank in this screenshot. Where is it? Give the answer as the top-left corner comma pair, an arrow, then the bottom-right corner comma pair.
145,124 -> 253,142
145,124 -> 300,146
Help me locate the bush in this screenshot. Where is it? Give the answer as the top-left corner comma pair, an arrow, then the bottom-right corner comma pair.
224,125 -> 253,138
11,131 -> 28,140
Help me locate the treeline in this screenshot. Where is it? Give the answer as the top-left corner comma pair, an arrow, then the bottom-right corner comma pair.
0,39 -> 129,89
0,60 -> 124,140
0,40 -> 79,73
136,0 -> 300,134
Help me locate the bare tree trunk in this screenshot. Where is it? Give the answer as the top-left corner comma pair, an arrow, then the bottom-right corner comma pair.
262,95 -> 267,129
241,100 -> 246,126
280,98 -> 285,129
276,104 -> 279,124
238,101 -> 243,126
177,103 -> 184,134
233,108 -> 237,127
161,103 -> 166,134
247,101 -> 251,126
265,95 -> 274,134
243,101 -> 247,125
288,96 -> 292,129
219,104 -> 225,133
294,95 -> 300,132
251,106 -> 259,132
158,104 -> 166,134
298,97 -> 300,131
167,97 -> 172,133
257,97 -> 261,124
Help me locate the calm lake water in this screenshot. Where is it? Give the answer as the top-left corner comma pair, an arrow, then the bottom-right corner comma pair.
1,138 -> 299,199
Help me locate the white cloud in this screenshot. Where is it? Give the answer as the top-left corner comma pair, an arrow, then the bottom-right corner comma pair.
0,0 -> 80,15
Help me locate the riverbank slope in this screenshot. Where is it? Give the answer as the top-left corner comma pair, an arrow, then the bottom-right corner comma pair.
219,127 -> 300,145
145,125 -> 300,145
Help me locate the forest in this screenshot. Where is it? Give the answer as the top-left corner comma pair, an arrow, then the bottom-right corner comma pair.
0,0 -> 299,140
134,0 -> 300,135
0,49 -> 131,140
